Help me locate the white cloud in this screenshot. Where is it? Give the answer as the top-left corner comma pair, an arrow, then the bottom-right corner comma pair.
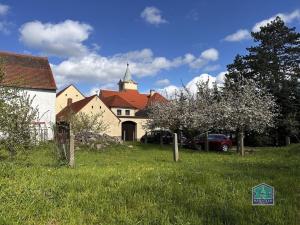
253,9 -> 300,32
0,4 -> 10,34
223,9 -> 300,43
0,3 -> 9,16
188,48 -> 219,69
155,79 -> 170,86
88,87 -> 100,96
224,29 -> 251,42
157,85 -> 180,97
158,71 -> 227,97
18,20 -> 220,87
200,48 -> 219,61
0,21 -> 10,34
141,6 -> 167,25
19,20 -> 93,57
51,48 -> 219,87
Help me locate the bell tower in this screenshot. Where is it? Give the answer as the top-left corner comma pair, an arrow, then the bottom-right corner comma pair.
118,63 -> 138,91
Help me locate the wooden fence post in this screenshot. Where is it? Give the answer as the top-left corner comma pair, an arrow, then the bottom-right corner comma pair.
69,133 -> 75,168
173,133 -> 179,162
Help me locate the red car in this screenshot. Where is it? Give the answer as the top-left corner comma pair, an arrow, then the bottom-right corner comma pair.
185,134 -> 232,152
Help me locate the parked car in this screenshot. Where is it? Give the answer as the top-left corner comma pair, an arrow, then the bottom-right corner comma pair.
140,130 -> 173,144
184,134 -> 232,152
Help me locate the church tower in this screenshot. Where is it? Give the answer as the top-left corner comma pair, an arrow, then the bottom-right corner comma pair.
118,64 -> 138,91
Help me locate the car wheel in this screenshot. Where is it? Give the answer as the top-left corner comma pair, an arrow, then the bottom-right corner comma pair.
221,144 -> 229,152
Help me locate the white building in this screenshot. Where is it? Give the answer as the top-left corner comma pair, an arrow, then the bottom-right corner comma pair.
0,51 -> 57,140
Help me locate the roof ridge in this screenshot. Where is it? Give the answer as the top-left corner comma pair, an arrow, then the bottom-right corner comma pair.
56,84 -> 86,97
0,51 -> 48,60
0,51 -> 56,90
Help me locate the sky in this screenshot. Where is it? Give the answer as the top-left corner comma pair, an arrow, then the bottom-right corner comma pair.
0,0 -> 299,96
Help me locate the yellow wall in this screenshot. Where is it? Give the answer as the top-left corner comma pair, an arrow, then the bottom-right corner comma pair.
122,82 -> 138,91
56,85 -> 85,113
111,107 -> 136,116
56,85 -> 150,140
79,96 -> 122,137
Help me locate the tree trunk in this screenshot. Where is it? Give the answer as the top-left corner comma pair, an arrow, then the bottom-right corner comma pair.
285,136 -> 290,146
160,129 -> 163,147
145,131 -> 148,144
204,131 -> 209,151
179,131 -> 183,147
239,131 -> 245,157
236,131 -> 240,153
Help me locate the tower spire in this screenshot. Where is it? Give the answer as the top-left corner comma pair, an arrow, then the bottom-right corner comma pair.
123,63 -> 132,81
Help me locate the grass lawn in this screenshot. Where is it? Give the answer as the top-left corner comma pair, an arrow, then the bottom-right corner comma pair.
0,143 -> 299,225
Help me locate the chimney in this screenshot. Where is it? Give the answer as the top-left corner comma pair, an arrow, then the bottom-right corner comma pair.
150,89 -> 155,96
67,98 -> 73,106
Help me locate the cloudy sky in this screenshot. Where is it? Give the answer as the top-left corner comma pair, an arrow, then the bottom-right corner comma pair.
0,0 -> 299,95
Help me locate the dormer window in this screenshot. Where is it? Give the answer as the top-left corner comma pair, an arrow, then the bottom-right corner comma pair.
117,109 -> 122,115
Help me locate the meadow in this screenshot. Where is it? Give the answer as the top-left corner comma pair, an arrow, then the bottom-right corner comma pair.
0,143 -> 299,225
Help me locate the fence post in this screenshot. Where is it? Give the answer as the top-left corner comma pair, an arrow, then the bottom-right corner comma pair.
173,133 -> 179,162
69,133 -> 75,168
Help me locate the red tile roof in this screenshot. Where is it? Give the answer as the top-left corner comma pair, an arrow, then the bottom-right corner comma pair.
0,51 -> 56,90
147,92 -> 168,106
99,89 -> 167,110
56,95 -> 96,120
104,95 -> 136,108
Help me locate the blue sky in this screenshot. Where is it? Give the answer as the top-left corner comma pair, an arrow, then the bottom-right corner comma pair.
0,0 -> 299,95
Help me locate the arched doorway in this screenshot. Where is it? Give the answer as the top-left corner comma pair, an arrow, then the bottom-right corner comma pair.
122,121 -> 137,141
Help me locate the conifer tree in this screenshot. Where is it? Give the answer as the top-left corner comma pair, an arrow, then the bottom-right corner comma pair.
226,17 -> 300,144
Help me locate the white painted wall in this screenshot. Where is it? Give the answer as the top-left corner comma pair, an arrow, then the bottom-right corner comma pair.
25,89 -> 56,140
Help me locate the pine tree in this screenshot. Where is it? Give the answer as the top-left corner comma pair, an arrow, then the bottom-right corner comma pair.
226,17 -> 300,145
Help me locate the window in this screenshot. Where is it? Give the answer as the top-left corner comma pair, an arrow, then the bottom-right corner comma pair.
125,110 -> 130,116
65,93 -> 67,96
117,109 -> 122,115
99,106 -> 102,109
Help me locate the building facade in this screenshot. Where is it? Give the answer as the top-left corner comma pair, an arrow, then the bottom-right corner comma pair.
0,51 -> 57,140
57,64 -> 166,141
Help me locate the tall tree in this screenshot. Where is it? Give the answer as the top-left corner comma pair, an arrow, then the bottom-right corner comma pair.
220,79 -> 278,156
146,81 -> 220,150
226,17 -> 300,144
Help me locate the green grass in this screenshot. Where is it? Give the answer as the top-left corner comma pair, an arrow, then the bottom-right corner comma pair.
0,143 -> 299,225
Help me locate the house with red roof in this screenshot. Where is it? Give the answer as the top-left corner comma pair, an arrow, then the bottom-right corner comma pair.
0,51 -> 57,140
99,64 -> 167,140
56,64 -> 166,140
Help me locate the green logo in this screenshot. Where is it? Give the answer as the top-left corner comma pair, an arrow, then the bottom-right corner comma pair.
252,183 -> 274,205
